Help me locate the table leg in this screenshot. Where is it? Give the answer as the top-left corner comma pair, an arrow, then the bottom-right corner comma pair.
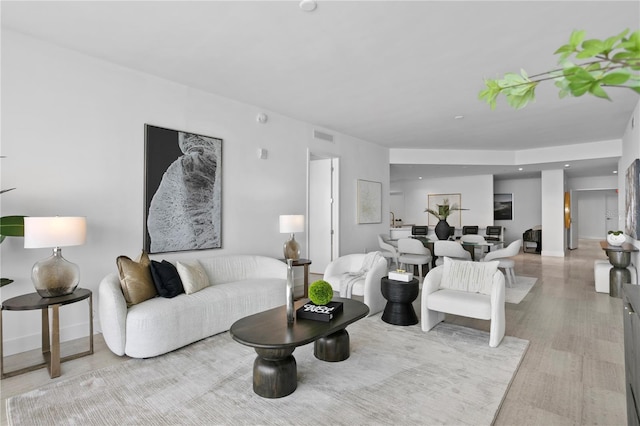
49,304 -> 61,378
608,251 -> 632,298
314,329 -> 350,362
41,308 -> 50,356
253,347 -> 297,398
88,294 -> 94,355
303,264 -> 309,298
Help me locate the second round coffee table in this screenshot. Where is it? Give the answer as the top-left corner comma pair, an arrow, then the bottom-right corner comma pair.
381,277 -> 419,326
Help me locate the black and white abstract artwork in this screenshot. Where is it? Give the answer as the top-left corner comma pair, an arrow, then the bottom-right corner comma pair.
144,124 -> 222,253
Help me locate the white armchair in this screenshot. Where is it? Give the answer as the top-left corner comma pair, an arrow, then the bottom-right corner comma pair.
323,252 -> 388,316
421,258 -> 506,347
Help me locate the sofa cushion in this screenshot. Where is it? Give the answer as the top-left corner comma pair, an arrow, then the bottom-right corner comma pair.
117,252 -> 157,307
440,257 -> 499,295
427,288 -> 492,320
177,260 -> 210,294
150,260 -> 184,298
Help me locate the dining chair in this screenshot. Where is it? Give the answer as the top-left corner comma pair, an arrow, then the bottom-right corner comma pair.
460,234 -> 488,260
378,234 -> 399,269
398,238 -> 432,279
433,241 -> 472,266
483,239 -> 523,287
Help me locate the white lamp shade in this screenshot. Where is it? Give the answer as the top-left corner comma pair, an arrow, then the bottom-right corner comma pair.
24,217 -> 87,248
279,215 -> 304,233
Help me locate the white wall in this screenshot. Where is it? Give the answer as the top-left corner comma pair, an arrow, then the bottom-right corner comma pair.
391,174 -> 493,231
620,100 -> 640,271
494,177 -> 541,244
0,30 -> 389,355
541,169 -> 566,257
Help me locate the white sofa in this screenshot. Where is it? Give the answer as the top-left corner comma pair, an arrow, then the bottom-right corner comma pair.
99,254 -> 287,358
421,259 -> 506,347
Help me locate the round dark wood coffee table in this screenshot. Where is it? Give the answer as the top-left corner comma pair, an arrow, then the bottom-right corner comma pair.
381,277 -> 419,326
230,297 -> 369,398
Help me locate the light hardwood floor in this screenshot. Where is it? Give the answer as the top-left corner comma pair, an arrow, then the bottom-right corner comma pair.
1,239 -> 627,425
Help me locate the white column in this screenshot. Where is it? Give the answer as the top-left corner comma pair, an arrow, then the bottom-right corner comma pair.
541,169 -> 566,257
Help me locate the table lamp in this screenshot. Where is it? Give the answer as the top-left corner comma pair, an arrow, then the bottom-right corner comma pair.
279,215 -> 304,260
24,216 -> 87,298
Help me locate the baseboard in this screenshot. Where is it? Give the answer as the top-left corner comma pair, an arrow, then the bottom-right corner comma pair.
2,320 -> 97,357
541,250 -> 566,257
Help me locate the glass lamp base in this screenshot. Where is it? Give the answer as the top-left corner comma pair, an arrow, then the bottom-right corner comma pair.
283,233 -> 300,260
31,248 -> 80,298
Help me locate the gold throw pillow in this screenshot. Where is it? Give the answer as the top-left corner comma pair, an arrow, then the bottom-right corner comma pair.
117,251 -> 157,306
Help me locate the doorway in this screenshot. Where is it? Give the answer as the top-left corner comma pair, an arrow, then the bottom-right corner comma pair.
308,152 -> 339,274
574,188 -> 618,240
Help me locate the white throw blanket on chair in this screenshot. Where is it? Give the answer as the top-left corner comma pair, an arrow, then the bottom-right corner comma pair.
339,251 -> 383,298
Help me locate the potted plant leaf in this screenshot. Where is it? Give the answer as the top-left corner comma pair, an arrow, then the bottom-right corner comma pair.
424,199 -> 466,240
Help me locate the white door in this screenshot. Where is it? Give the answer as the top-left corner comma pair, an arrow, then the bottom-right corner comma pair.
308,155 -> 339,274
605,190 -> 618,233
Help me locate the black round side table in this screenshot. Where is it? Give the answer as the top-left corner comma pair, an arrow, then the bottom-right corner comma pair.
381,277 -> 419,326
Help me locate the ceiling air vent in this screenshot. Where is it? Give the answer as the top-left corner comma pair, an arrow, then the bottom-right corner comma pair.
313,130 -> 334,143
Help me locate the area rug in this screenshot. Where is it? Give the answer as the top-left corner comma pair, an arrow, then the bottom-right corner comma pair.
505,276 -> 537,304
6,315 -> 529,426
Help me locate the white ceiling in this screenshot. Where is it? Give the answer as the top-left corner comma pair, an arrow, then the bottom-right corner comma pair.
2,1 -> 638,179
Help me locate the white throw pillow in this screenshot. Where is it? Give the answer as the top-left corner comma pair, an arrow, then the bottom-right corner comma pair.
176,260 -> 210,294
440,257 -> 499,295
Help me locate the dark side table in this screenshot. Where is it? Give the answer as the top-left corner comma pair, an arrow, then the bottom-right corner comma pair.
280,258 -> 312,298
381,277 -> 419,326
1,288 -> 93,379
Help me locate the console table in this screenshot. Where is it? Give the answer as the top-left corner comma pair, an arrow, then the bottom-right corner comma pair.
600,241 -> 639,298
1,288 -> 93,379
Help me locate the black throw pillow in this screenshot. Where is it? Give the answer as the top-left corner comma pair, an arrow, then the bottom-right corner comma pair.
150,260 -> 185,298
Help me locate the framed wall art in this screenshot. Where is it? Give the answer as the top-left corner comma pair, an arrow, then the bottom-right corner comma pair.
144,124 -> 222,253
625,158 -> 639,239
427,193 -> 462,228
357,179 -> 382,224
494,193 -> 513,221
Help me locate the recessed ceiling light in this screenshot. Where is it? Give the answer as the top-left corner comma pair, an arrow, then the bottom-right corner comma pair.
454,115 -> 464,120
418,176 -> 423,180
613,170 -> 618,174
518,167 -> 523,171
299,0 -> 317,12
564,164 -> 570,168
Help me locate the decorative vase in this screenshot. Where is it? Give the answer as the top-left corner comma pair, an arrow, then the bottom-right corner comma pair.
31,247 -> 80,297
434,219 -> 450,240
286,259 -> 295,324
607,232 -> 626,247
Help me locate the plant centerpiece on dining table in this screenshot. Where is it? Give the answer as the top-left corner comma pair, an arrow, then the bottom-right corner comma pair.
425,199 -> 466,240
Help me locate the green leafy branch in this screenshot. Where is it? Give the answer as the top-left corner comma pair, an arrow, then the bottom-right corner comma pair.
479,29 -> 640,109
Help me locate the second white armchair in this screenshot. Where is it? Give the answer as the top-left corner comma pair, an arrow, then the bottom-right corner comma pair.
421,258 -> 506,347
